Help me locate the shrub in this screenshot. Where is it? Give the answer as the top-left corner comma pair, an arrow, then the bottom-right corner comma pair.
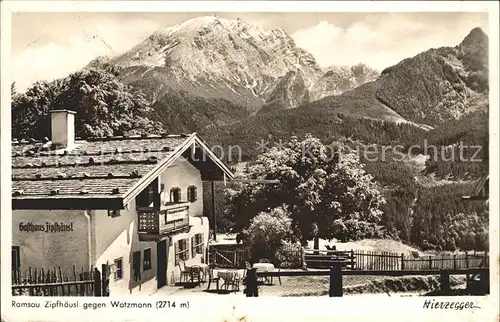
275,241 -> 303,268
243,205 -> 292,262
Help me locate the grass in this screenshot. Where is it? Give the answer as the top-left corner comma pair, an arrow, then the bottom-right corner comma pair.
270,275 -> 466,297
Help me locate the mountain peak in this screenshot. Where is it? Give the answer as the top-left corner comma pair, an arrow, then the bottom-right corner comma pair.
460,27 -> 488,49
154,15 -> 253,38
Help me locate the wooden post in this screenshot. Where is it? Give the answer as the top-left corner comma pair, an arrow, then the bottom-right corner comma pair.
401,253 -> 405,270
329,264 -> 343,297
313,237 -> 319,255
479,269 -> 489,294
93,267 -> 102,297
428,255 -> 432,269
350,250 -> 355,270
211,181 -> 217,241
453,254 -> 457,269
300,247 -> 305,269
440,270 -> 450,294
465,251 -> 469,268
73,265 -> 78,295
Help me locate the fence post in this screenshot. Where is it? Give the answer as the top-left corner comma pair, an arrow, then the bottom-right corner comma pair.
465,251 -> 469,268
93,268 -> 102,297
400,253 -> 405,270
440,270 -> 450,294
478,269 -> 489,294
301,247 -> 305,269
453,254 -> 457,269
329,264 -> 343,297
350,250 -> 355,270
245,268 -> 258,297
428,256 -> 432,269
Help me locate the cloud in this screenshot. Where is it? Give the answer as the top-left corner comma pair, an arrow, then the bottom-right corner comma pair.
291,15 -> 488,70
12,18 -> 160,92
12,13 -> 488,91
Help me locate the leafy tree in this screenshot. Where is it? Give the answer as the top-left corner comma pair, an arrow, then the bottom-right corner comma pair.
11,67 -> 164,140
228,134 -> 386,247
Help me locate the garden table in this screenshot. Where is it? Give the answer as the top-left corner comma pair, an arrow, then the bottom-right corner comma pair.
253,263 -> 275,285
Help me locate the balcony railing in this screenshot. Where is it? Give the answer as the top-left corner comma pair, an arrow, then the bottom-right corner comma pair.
137,203 -> 190,239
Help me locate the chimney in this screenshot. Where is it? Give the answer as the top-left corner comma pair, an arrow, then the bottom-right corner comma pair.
49,110 -> 76,149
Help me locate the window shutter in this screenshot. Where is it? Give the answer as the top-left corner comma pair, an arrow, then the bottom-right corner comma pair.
174,241 -> 179,265
191,236 -> 195,257
185,238 -> 190,260
187,188 -> 191,203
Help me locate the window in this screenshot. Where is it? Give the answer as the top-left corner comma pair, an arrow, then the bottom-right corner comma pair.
174,238 -> 189,265
132,251 -> 141,282
137,181 -> 156,207
107,209 -> 121,217
170,187 -> 181,203
113,258 -> 123,280
187,185 -> 198,203
191,233 -> 204,258
143,248 -> 152,271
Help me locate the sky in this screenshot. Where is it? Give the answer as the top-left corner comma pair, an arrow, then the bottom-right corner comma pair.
11,12 -> 488,92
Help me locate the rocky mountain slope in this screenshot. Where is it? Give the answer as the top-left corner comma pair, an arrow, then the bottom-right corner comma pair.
200,27 -> 489,180
375,27 -> 488,126
96,16 -> 377,131
310,63 -> 380,101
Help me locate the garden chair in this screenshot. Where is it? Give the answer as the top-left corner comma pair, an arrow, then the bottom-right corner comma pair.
225,271 -> 241,292
206,267 -> 221,291
242,261 -> 251,281
189,265 -> 202,287
277,261 -> 293,286
179,261 -> 191,283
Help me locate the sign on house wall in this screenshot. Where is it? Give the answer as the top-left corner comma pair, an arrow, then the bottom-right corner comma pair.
167,207 -> 188,222
18,222 -> 75,233
12,210 -> 90,274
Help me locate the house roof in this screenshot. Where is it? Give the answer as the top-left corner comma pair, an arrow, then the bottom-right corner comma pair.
12,133 -> 234,209
461,174 -> 489,201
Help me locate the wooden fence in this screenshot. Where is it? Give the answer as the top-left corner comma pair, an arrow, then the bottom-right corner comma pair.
210,247 -> 251,268
12,264 -> 110,297
353,250 -> 489,271
247,267 -> 490,297
209,243 -> 489,272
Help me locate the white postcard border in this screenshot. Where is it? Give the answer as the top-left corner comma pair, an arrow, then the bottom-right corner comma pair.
1,1 -> 499,322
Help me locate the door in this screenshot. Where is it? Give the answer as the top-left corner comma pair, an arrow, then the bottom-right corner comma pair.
157,239 -> 167,288
132,251 -> 141,282
12,246 -> 20,283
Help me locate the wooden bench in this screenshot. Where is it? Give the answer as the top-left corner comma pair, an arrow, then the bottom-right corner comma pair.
304,250 -> 356,269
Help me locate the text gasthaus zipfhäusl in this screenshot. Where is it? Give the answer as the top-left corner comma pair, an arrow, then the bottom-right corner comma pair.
18,222 -> 74,233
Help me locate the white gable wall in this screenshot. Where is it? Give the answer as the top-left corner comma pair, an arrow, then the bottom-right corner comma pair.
159,156 -> 204,216
11,209 -> 91,276
91,155 -> 208,295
